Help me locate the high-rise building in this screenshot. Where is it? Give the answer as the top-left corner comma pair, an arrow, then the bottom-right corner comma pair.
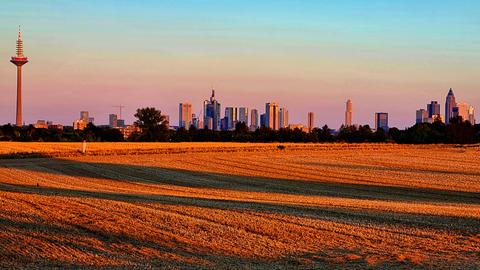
80,111 -> 89,122
445,88 -> 456,124
88,117 -> 95,124
307,112 -> 314,132
453,102 -> 469,122
109,114 -> 118,128
203,89 -> 221,130
260,113 -> 266,128
468,106 -> 475,124
179,102 -> 193,129
250,109 -> 259,130
345,99 -> 353,126
265,102 -> 280,130
416,109 -> 428,124
375,112 -> 389,131
220,117 -> 229,131
10,27 -> 28,126
192,113 -> 200,129
279,107 -> 289,128
427,101 -> 441,118
238,107 -> 249,126
225,107 -> 237,130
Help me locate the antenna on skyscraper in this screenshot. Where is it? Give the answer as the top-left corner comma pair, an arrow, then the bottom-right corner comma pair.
112,105 -> 126,120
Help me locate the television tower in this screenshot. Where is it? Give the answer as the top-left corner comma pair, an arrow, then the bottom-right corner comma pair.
10,26 -> 28,127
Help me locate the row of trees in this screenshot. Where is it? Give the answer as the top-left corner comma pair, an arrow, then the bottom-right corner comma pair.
1,107 -> 479,144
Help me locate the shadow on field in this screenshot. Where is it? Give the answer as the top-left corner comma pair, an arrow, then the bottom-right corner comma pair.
303,161 -> 480,177
1,182 -> 479,234
1,154 -> 479,205
0,215 -> 272,269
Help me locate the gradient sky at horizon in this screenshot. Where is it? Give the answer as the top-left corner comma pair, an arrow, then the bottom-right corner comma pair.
0,1 -> 479,128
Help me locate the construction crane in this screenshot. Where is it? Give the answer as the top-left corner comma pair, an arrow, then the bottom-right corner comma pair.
112,105 -> 126,120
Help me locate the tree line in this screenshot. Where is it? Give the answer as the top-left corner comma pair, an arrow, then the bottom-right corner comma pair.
1,107 -> 479,144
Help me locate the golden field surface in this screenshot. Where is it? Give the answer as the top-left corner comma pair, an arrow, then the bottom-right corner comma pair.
0,142 -> 479,269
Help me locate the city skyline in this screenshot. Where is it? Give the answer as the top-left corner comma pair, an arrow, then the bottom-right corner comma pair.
0,1 -> 479,128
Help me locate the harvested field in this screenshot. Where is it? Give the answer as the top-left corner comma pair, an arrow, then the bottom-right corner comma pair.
0,143 -> 479,269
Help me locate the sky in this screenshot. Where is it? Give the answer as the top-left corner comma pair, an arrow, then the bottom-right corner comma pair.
0,0 -> 479,128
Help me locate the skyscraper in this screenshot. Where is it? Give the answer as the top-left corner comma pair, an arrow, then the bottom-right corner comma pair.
265,102 -> 280,130
10,27 -> 28,126
260,113 -> 266,128
238,107 -> 249,126
468,106 -> 475,124
453,102 -> 469,122
80,111 -> 89,122
225,107 -> 238,130
427,101 -> 440,118
179,102 -> 193,129
203,89 -> 221,130
307,112 -> 314,132
375,113 -> 389,131
345,99 -> 353,126
416,109 -> 428,124
279,107 -> 289,129
109,114 -> 118,128
445,88 -> 456,124
250,109 -> 259,130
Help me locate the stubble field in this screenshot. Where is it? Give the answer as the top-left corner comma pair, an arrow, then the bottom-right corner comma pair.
0,142 -> 479,269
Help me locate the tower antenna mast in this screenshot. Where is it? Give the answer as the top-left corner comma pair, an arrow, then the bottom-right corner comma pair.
113,105 -> 126,120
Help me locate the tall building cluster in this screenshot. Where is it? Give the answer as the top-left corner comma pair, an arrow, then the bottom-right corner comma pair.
416,88 -> 475,125
175,91 -> 299,132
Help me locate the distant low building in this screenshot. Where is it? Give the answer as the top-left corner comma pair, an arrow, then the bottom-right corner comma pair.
117,119 -> 125,128
288,123 -> 308,133
48,124 -> 64,130
73,119 -> 88,130
34,120 -> 48,129
118,125 -> 141,139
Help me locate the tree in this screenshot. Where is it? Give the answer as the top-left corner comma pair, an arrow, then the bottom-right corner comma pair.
133,107 -> 170,141
235,122 -> 249,134
316,125 -> 333,142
